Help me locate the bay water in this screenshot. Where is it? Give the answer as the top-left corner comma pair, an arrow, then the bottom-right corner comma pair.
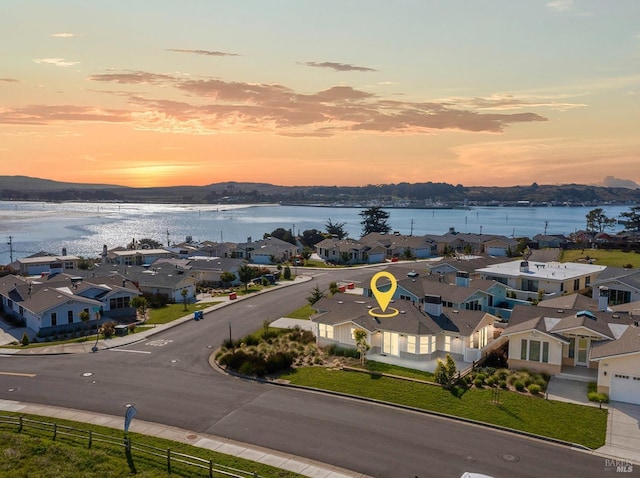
0,201 -> 632,265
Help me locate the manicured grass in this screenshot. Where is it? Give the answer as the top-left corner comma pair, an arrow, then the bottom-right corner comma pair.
363,360 -> 435,382
280,367 -> 607,449
561,248 -> 640,268
146,302 -> 219,325
0,412 -> 303,478
285,304 -> 316,320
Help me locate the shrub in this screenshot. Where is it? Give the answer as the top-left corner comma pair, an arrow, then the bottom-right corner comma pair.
473,378 -> 484,388
100,321 -> 116,338
496,369 -> 509,381
499,380 -> 508,389
514,381 -> 525,392
128,323 -> 137,333
21,332 -> 29,346
588,392 -> 609,403
528,383 -> 541,395
587,382 -> 597,394
486,376 -> 496,387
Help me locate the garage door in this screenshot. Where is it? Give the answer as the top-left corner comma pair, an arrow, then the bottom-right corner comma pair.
610,373 -> 640,405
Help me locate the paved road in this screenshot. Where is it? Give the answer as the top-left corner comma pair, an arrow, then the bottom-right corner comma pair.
0,267 -> 622,477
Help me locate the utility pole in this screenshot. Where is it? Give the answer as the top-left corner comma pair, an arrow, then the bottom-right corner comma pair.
410,219 -> 414,236
166,229 -> 170,247
544,220 -> 548,235
7,236 -> 13,263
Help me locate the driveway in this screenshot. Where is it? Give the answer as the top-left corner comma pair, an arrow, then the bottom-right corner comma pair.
545,376 -> 640,465
598,402 -> 640,465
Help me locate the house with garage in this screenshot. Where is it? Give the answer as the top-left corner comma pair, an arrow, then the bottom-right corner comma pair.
9,251 -> 81,276
235,237 -> 299,264
501,289 -> 640,405
0,273 -> 140,336
359,233 -> 438,260
311,292 -> 499,370
314,238 -> 385,264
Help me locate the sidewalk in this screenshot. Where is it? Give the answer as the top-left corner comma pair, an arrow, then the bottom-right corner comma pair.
0,275 -> 313,355
0,399 -> 370,478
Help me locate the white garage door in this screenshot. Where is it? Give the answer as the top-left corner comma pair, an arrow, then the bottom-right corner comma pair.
610,373 -> 640,405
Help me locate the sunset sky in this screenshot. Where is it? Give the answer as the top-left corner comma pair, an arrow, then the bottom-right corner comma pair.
1,1 -> 639,188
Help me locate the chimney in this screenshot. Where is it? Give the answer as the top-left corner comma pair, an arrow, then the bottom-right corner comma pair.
519,261 -> 530,273
62,247 -> 67,256
597,286 -> 609,312
455,271 -> 470,287
424,294 -> 443,316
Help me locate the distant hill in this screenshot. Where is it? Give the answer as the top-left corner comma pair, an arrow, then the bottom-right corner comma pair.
0,176 -> 639,206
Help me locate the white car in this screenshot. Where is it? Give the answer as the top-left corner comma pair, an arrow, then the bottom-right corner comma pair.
461,473 -> 497,478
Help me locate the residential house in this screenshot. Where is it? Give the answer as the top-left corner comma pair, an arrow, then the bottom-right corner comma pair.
476,259 -> 606,301
592,267 -> 640,306
106,248 -> 174,266
9,251 -> 80,276
501,290 -> 640,405
312,292 -> 498,369
314,238 -> 384,264
359,233 -> 438,260
0,273 -> 140,335
235,237 -> 299,264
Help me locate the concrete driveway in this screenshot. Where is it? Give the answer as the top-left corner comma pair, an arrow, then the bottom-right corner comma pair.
597,402 -> 640,465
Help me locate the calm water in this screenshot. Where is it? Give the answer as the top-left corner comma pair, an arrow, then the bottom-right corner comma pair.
0,201 -> 632,264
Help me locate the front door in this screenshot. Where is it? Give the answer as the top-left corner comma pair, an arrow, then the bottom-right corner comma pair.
576,338 -> 589,366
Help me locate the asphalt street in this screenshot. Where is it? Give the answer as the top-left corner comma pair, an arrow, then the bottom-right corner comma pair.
0,266 -> 626,477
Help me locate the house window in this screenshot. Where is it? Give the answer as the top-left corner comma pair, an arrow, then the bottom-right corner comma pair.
67,310 -> 74,324
568,338 -> 575,358
326,325 -> 334,339
420,336 -> 428,353
521,339 -> 549,363
522,279 -> 538,292
51,312 -> 57,327
573,279 -> 580,291
585,276 -> 591,287
407,335 -> 416,354
444,335 -> 451,352
609,289 -> 631,305
529,340 -> 541,362
430,336 -> 436,353
110,296 -> 131,309
319,324 -> 326,337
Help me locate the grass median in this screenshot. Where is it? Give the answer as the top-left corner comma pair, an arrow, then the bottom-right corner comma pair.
279,366 -> 607,449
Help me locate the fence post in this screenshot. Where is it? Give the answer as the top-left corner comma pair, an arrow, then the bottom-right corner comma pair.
88,430 -> 92,449
53,423 -> 57,441
19,416 -> 23,433
209,459 -> 213,478
167,448 -> 171,474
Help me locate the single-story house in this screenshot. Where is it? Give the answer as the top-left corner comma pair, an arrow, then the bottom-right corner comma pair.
592,267 -> 640,306
235,237 -> 299,264
9,251 -> 80,276
314,238 -> 384,264
359,233 -> 438,259
0,273 -> 140,335
312,292 -> 499,370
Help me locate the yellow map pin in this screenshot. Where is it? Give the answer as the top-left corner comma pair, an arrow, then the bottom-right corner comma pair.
370,271 -> 398,317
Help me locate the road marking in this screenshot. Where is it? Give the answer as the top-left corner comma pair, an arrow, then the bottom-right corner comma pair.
0,371 -> 36,378
146,339 -> 173,347
110,349 -> 152,354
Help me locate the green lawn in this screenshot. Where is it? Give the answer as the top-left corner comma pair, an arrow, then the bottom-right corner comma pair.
285,304 -> 316,320
0,412 -> 302,478
146,302 -> 219,325
280,367 -> 607,449
561,248 -> 640,268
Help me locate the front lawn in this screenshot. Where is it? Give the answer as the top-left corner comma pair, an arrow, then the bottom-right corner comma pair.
280,366 -> 607,449
146,302 -> 219,325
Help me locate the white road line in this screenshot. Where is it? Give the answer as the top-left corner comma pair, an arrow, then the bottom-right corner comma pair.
109,349 -> 152,354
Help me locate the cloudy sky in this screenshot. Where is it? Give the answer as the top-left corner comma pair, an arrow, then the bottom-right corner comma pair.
1,1 -> 639,187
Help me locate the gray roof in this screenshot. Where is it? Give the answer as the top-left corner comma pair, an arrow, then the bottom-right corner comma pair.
312,293 -> 489,337
591,325 -> 640,360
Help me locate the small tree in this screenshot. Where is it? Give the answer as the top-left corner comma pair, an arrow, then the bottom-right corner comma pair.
283,265 -> 292,280
325,218 -> 348,239
79,309 -> 91,336
307,285 -> 325,305
329,281 -> 339,295
237,264 -> 256,291
435,353 -> 457,388
181,288 -> 188,311
21,332 -> 30,346
220,271 -> 236,288
353,328 -> 370,366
